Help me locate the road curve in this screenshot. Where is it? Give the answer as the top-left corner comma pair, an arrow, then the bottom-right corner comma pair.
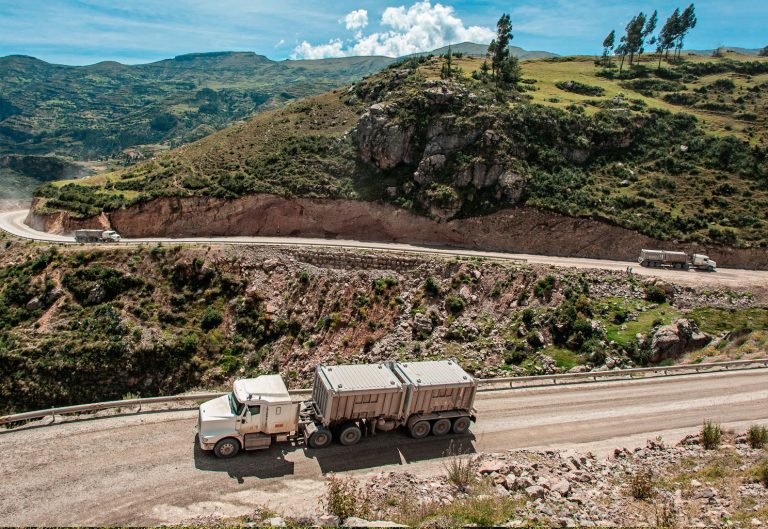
2,209 -> 766,288
1,370 -> 767,526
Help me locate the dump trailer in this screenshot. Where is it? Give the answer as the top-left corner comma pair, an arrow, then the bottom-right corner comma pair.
638,249 -> 716,271
198,360 -> 477,458
74,229 -> 121,243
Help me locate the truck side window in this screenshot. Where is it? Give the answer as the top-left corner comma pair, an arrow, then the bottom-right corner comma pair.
275,407 -> 281,415
248,405 -> 261,415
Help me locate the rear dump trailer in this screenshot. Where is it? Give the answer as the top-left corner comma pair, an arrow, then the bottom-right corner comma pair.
198,360 -> 478,457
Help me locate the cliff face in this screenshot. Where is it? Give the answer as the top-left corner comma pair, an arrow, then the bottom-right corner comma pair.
27,195 -> 768,269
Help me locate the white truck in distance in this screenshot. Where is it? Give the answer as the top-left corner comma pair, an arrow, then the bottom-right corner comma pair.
74,229 -> 121,243
198,360 -> 477,458
638,249 -> 716,272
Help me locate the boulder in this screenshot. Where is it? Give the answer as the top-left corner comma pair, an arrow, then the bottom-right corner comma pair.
551,478 -> 571,496
316,514 -> 341,527
262,517 -> 286,527
411,312 -> 434,335
25,296 -> 41,311
343,518 -> 406,528
525,485 -> 547,499
649,319 -> 710,362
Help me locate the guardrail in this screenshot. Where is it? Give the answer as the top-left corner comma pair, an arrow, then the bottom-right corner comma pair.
2,358 -> 766,428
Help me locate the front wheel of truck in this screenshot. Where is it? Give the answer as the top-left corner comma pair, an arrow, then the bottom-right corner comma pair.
214,438 -> 240,458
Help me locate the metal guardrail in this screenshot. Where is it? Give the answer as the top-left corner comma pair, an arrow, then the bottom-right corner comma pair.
1,359 -> 766,428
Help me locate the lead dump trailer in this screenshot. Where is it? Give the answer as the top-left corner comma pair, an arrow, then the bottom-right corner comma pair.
198,360 -> 478,457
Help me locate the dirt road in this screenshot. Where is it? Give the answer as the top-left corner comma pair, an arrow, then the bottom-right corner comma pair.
2,209 -> 766,288
2,370 -> 767,526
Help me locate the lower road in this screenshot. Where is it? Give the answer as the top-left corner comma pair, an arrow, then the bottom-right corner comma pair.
1,370 -> 767,526
1,209 -> 766,288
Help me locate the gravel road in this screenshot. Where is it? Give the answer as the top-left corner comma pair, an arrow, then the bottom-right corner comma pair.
2,209 -> 766,288
1,370 -> 767,526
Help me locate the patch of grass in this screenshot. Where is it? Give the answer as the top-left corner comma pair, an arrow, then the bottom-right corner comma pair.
628,468 -> 655,500
748,425 -> 768,449
701,420 -> 723,450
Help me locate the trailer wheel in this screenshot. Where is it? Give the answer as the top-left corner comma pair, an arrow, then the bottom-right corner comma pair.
409,420 -> 431,439
308,428 -> 333,449
452,417 -> 471,434
338,423 -> 362,446
213,437 -> 240,458
432,418 -> 451,436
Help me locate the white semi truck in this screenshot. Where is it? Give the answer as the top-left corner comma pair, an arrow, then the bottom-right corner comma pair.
74,229 -> 122,243
198,360 -> 477,458
638,249 -> 716,272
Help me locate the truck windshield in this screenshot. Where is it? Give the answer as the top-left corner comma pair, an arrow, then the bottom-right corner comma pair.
228,392 -> 244,415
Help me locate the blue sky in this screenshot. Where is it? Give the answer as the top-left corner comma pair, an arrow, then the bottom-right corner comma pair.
0,0 -> 764,65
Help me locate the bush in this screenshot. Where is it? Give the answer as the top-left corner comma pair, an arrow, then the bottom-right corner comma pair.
701,420 -> 722,450
644,285 -> 667,304
443,442 -> 480,492
628,469 -> 654,500
555,80 -> 605,96
201,307 -> 223,330
424,275 -> 441,297
747,425 -> 768,449
445,295 -> 466,315
754,459 -> 768,488
324,475 -> 369,520
534,275 -> 556,300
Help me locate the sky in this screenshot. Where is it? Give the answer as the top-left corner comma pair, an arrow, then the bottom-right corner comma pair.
0,0 -> 765,65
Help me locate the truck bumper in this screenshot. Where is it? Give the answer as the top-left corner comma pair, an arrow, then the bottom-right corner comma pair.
199,440 -> 215,451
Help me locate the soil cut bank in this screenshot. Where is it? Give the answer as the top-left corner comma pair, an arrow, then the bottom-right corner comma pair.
27,194 -> 768,269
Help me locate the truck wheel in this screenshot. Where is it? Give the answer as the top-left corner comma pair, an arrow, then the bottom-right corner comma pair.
308,428 -> 333,449
452,417 -> 471,434
409,420 -> 431,439
213,438 -> 240,458
338,423 -> 362,446
432,418 -> 451,436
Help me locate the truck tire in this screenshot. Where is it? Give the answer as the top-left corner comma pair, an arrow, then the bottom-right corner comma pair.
409,420 -> 431,439
452,416 -> 471,434
213,437 -> 240,458
432,418 -> 451,436
308,428 -> 333,449
338,422 -> 362,446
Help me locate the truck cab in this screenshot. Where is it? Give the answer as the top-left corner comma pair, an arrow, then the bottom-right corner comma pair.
102,230 -> 121,242
690,254 -> 717,272
198,375 -> 298,457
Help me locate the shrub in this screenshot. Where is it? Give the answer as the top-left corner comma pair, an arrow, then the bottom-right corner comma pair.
534,275 -> 556,300
644,285 -> 667,304
324,475 -> 370,520
201,307 -> 223,330
754,459 -> 768,488
628,469 -> 655,500
701,420 -> 722,450
445,295 -> 466,315
747,425 -> 768,449
555,80 -> 605,96
424,275 -> 441,297
443,442 -> 480,492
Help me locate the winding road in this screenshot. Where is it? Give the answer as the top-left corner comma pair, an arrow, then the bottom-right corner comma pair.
2,209 -> 767,288
1,370 -> 767,525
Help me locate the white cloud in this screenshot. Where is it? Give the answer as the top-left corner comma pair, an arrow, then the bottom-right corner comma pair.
275,39 -> 285,47
292,1 -> 495,59
343,9 -> 368,30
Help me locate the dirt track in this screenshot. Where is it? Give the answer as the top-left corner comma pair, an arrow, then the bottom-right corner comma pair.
2,209 -> 767,289
1,370 -> 767,526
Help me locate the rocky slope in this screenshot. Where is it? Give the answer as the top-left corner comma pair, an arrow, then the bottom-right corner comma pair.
1,232 -> 765,414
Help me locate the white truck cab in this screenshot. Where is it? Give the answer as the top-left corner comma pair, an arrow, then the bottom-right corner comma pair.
198,375 -> 299,457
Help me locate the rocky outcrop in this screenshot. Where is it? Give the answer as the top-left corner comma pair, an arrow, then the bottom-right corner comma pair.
648,319 -> 711,362
26,195 -> 768,269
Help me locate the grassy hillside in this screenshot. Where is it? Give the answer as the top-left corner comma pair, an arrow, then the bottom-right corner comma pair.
37,52 -> 768,247
0,52 -> 394,160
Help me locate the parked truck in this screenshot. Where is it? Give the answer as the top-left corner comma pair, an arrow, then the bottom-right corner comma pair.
74,229 -> 121,243
198,359 -> 477,458
638,249 -> 716,272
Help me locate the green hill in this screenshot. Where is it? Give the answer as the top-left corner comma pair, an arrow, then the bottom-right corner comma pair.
37,52 -> 768,248
0,51 -> 395,160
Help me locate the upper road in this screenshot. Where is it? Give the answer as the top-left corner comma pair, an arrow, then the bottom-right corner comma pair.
2,209 -> 766,288
1,370 -> 767,526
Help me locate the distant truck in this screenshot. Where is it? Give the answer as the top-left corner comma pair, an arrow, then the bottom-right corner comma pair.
638,249 -> 716,272
74,229 -> 121,243
198,360 -> 477,458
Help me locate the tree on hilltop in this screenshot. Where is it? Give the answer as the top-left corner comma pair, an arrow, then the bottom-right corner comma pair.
602,30 -> 616,67
657,8 -> 680,67
618,12 -> 647,74
487,14 -> 521,89
675,4 -> 697,60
